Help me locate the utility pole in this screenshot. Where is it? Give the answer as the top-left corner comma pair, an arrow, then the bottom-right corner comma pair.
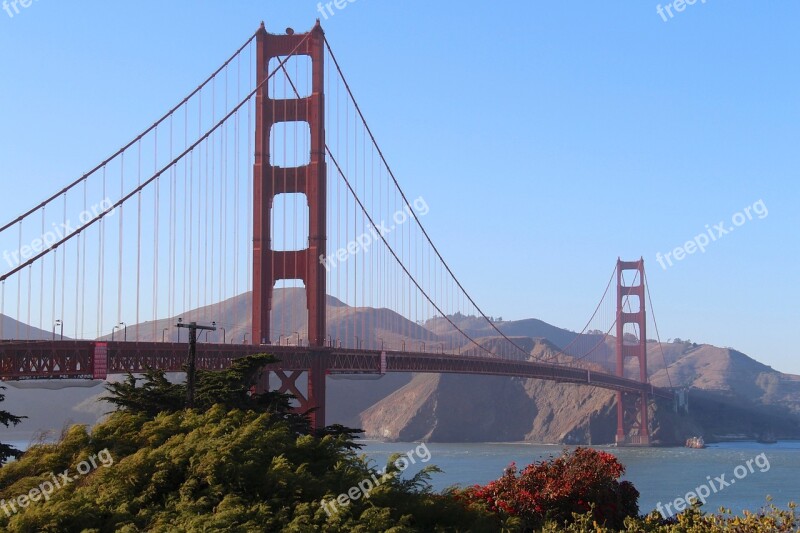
176,321 -> 216,408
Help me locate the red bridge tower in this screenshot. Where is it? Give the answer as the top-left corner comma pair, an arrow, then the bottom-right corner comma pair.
615,258 -> 651,446
252,22 -> 328,430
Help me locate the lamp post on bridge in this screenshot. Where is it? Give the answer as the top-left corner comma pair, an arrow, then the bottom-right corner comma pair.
112,322 -> 126,342
218,326 -> 226,344
52,319 -> 62,341
162,328 -> 169,342
243,333 -> 249,345
176,320 -> 216,408
204,322 -> 218,343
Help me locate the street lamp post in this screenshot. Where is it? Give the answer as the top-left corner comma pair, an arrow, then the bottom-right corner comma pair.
243,333 -> 249,345
162,328 -> 169,342
112,323 -> 126,342
176,320 -> 216,408
219,327 -> 226,344
294,331 -> 300,346
119,322 -> 127,342
53,319 -> 62,341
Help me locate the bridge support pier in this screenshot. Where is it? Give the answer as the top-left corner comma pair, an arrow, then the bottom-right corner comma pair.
616,391 -> 651,446
264,351 -> 328,431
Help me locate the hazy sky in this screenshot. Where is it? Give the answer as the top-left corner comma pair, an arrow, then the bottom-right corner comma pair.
1,1 -> 798,373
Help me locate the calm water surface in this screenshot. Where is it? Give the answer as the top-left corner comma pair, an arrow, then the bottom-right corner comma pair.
360,440 -> 800,515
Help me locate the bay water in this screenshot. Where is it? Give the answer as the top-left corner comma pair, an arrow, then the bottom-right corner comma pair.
361,440 -> 800,516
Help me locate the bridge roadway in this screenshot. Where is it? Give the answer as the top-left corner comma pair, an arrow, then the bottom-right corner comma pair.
0,340 -> 673,399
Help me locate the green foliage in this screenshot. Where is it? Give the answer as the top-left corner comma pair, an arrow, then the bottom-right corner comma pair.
0,406 -> 492,531
103,369 -> 185,417
0,385 -> 26,464
539,502 -> 798,532
102,354 -> 312,433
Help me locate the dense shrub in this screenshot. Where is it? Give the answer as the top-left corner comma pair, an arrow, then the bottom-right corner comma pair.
456,448 -> 639,530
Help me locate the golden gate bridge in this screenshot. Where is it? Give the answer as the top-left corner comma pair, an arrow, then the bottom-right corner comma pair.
0,22 -> 673,445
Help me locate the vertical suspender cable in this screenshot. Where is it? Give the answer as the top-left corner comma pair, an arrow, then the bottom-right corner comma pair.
39,207 -> 45,332
153,128 -> 160,339
16,222 -> 21,339
60,194 -> 67,338
98,166 -> 106,338
210,77 -> 216,324
136,140 -> 142,339
118,155 -> 124,330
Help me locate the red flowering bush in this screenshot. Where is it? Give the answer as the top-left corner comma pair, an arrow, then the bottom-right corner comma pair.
457,447 -> 639,530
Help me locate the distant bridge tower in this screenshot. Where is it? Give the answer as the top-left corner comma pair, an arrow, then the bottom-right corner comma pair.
253,22 -> 328,430
615,258 -> 650,446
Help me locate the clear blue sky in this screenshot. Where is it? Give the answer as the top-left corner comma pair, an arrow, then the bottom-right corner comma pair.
1,1 -> 798,372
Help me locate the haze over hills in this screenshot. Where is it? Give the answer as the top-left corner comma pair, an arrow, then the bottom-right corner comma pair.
0,314 -> 60,341
3,289 -> 799,444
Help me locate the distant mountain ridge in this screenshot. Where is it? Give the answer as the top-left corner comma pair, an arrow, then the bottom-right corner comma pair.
3,289 -> 799,444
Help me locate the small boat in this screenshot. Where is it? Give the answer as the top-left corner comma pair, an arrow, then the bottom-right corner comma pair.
685,436 -> 706,449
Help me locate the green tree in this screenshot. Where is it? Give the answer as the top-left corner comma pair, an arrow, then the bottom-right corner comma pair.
0,387 -> 28,465
0,385 -> 26,464
102,354 -> 322,436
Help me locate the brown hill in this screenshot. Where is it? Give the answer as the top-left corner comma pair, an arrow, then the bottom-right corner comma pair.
361,338 -> 620,443
4,291 -> 800,444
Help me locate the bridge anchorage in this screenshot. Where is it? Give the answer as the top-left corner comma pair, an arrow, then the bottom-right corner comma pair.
0,22 -> 673,445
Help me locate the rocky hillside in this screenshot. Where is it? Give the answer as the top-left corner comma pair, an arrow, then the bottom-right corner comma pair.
360,339 -> 620,443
